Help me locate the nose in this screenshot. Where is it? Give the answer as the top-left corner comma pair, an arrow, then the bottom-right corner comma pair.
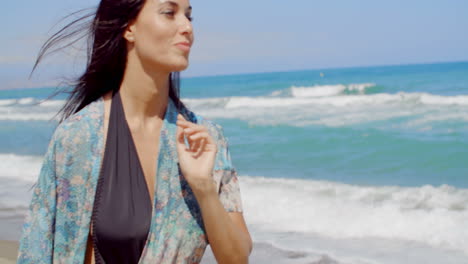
180,17 -> 193,35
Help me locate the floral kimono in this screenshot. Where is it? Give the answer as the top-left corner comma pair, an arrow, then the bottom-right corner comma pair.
17,96 -> 243,263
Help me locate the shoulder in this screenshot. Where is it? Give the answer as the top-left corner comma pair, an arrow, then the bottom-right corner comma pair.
52,98 -> 104,150
59,97 -> 104,130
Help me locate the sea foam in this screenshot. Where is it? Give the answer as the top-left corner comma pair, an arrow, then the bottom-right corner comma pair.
183,89 -> 468,131
1,154 -> 467,262
5,159 -> 465,255
0,154 -> 43,182
238,176 -> 468,259
0,98 -> 64,121
3,86 -> 468,125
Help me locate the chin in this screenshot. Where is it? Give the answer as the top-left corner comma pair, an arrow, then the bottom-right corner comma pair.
170,58 -> 190,72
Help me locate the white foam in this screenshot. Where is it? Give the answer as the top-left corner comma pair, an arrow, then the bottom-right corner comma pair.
17,97 -> 35,105
347,83 -> 376,92
0,154 -> 43,182
0,99 -> 16,106
419,93 -> 468,105
185,92 -> 468,109
0,154 -> 42,218
0,98 -> 63,121
250,230 -> 468,264
2,92 -> 468,130
0,98 -> 65,107
0,113 -> 57,121
238,176 -> 468,255
1,154 -> 467,261
271,83 -> 376,98
39,99 -> 66,107
203,242 -> 353,264
291,85 -> 347,97
182,92 -> 468,130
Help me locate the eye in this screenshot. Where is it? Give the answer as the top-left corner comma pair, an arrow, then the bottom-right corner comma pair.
186,15 -> 194,22
162,10 -> 175,18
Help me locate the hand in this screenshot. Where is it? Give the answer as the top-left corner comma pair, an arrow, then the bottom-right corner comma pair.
176,114 -> 217,194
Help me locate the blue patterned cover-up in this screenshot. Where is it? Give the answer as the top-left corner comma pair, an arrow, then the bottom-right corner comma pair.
17,96 -> 243,263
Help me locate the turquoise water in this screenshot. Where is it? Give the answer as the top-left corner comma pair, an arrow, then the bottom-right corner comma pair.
182,62 -> 468,188
1,61 -> 467,188
1,62 -> 468,263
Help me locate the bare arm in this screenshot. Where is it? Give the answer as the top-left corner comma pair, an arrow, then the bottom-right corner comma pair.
193,183 -> 252,264
176,115 -> 252,263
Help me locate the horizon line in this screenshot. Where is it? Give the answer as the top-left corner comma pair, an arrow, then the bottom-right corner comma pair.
2,59 -> 467,91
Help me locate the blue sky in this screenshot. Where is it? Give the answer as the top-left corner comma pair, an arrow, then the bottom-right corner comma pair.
1,0 -> 467,89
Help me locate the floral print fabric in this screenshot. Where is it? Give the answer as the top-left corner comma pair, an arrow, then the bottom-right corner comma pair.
17,97 -> 243,263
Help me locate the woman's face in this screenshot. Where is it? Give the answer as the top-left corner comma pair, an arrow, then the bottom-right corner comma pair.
126,0 -> 194,73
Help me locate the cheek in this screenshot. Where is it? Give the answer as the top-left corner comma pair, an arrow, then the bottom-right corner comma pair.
135,21 -> 172,58
141,20 -> 168,46
131,14 -> 188,70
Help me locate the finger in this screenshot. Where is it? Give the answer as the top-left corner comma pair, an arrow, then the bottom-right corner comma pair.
176,118 -> 194,128
182,126 -> 208,137
188,132 -> 208,153
176,123 -> 192,151
190,137 -> 201,153
185,132 -> 195,151
176,122 -> 186,150
177,123 -> 205,134
188,130 -> 215,146
183,137 -> 191,152
177,113 -> 187,121
176,118 -> 205,131
190,133 -> 216,156
188,132 -> 210,142
204,131 -> 216,145
194,138 -> 206,158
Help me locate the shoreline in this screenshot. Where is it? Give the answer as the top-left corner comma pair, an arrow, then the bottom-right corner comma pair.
0,240 -> 18,264
0,240 -> 338,264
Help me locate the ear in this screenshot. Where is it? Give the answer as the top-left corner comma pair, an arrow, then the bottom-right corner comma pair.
123,21 -> 137,43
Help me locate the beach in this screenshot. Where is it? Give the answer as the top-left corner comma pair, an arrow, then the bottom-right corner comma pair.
0,240 -> 18,264
1,62 -> 468,263
2,240 -> 342,264
0,239 -> 347,264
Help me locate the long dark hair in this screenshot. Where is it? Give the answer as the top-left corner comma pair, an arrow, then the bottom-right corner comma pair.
33,0 -> 191,123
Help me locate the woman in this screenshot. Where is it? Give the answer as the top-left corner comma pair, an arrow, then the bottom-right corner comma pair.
17,0 -> 252,263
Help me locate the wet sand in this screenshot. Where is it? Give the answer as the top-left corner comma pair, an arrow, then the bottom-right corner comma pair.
2,239 -> 342,264
0,240 -> 18,264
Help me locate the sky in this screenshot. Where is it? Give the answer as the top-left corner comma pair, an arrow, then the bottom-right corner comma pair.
1,0 -> 467,89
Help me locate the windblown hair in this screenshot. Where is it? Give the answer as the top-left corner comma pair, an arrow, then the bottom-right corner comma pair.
33,0 -> 190,123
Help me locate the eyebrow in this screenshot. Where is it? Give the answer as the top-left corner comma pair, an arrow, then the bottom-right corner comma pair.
161,1 -> 192,11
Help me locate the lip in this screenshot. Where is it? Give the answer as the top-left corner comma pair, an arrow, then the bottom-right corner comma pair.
175,42 -> 191,52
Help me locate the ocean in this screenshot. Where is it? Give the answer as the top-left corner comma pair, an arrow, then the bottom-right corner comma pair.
1,61 -> 467,263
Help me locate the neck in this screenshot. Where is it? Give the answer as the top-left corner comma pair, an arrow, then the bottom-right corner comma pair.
119,60 -> 171,128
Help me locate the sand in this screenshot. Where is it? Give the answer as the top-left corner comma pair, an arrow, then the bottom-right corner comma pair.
0,240 -> 18,264
0,240 -> 341,264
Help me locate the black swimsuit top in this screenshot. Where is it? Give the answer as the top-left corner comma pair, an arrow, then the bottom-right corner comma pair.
92,90 -> 152,264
